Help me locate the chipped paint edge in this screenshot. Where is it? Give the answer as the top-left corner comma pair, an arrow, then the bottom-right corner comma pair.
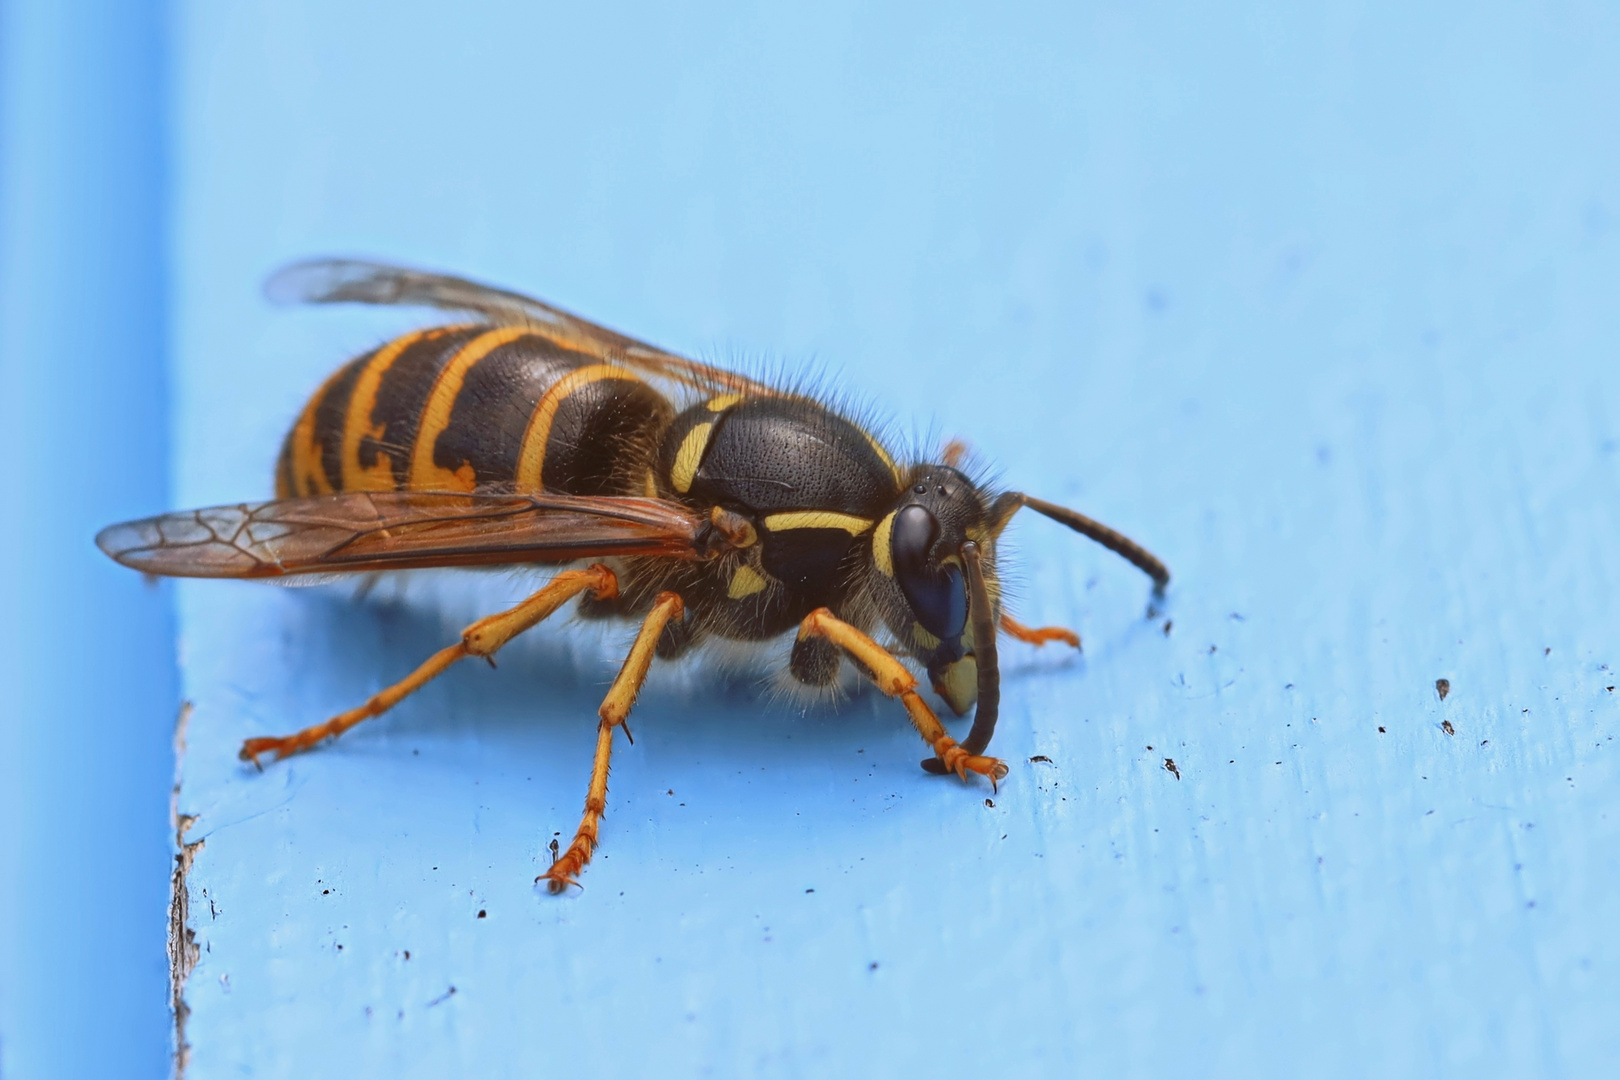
168,702 -> 202,1078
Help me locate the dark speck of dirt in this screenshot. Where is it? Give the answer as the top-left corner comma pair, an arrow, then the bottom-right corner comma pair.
1209,644 -> 1217,654
869,962 -> 879,971
1164,758 -> 1181,780
1545,647 -> 1551,656
1436,678 -> 1451,701
1163,620 -> 1173,636
477,910 -> 486,919
1607,687 -> 1615,693
1378,726 -> 1386,733
984,798 -> 995,808
1442,720 -> 1455,736
1030,755 -> 1052,764
805,888 -> 815,894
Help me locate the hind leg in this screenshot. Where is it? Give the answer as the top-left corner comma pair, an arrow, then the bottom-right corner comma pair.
1000,613 -> 1081,650
240,565 -> 619,763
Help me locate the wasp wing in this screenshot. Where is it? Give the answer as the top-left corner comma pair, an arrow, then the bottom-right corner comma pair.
265,257 -> 781,398
97,491 -> 709,580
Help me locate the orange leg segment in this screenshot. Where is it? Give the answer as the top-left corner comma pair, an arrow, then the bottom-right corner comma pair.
797,608 -> 1007,787
541,591 -> 685,894
1000,613 -> 1081,650
240,564 -> 620,764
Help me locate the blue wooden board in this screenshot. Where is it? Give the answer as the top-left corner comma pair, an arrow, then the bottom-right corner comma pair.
158,2 -> 1619,1077
0,3 -> 175,1078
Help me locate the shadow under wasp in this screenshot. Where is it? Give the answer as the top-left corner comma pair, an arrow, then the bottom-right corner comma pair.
98,259 -> 1170,892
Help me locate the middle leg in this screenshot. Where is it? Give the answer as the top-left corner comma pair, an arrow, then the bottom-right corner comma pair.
1000,613 -> 1081,650
541,591 -> 685,893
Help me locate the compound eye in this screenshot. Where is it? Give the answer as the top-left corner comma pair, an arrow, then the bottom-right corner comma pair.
891,505 -> 967,643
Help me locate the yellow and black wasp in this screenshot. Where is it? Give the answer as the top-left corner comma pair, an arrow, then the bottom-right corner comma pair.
98,259 -> 1169,892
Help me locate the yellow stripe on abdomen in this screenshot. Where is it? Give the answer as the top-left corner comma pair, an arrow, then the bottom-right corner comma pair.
341,328 -> 443,492
513,365 -> 646,492
409,326 -> 531,491
287,365 -> 346,496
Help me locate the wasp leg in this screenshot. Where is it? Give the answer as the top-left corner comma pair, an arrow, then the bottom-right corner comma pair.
542,591 -> 684,893
240,564 -> 620,764
797,608 -> 1008,787
1000,614 -> 1081,651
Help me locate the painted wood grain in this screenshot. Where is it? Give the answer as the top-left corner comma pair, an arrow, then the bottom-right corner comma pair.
166,3 -> 1619,1076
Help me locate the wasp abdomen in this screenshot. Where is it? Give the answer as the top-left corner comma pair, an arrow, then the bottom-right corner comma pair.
277,326 -> 673,499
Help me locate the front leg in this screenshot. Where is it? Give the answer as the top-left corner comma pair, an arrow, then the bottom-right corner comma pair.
796,608 -> 1007,787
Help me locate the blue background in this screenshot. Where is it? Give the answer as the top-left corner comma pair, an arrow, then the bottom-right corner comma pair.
1,2 -> 174,1078
4,2 -> 1619,1077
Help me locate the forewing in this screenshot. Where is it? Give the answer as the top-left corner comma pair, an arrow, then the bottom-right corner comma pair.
97,492 -> 709,579
265,257 -> 781,397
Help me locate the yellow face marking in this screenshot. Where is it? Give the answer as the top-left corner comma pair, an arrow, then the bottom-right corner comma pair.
287,364 -> 347,496
706,393 -> 744,412
515,365 -> 644,492
727,564 -> 768,600
912,622 -> 940,650
762,511 -> 874,535
342,327 -> 454,492
409,327 -> 531,491
933,655 -> 979,716
872,510 -> 896,576
669,422 -> 714,494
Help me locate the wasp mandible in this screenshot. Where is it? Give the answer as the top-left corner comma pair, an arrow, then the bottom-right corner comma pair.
98,259 -> 1170,892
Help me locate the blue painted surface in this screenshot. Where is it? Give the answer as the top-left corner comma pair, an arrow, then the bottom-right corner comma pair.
163,3 -> 1618,1077
0,2 -> 175,1078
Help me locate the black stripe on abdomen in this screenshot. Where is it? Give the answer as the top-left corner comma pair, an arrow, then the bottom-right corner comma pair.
428,335 -> 592,489
360,327 -> 486,489
431,338 -> 673,494
279,349 -> 368,496
539,377 -> 674,495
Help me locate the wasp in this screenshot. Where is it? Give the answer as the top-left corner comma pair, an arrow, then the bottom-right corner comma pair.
98,259 -> 1169,892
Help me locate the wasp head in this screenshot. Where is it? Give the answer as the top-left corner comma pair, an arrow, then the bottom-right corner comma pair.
870,466 -> 999,719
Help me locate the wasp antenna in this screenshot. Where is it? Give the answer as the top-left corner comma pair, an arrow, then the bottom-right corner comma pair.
921,539 -> 1002,772
957,542 -> 1001,757
994,492 -> 1170,593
